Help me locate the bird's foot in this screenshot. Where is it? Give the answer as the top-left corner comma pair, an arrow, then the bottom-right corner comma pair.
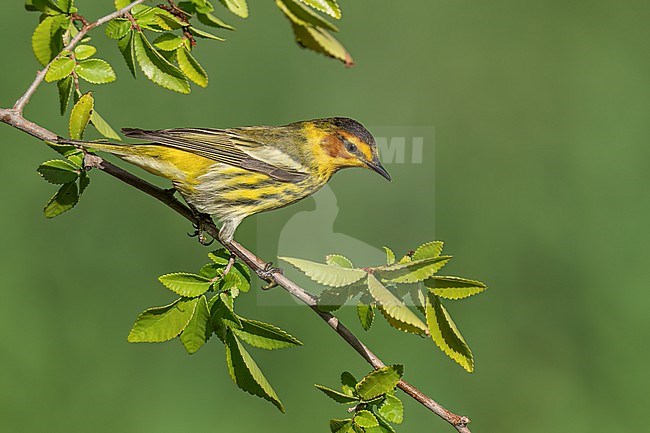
259,262 -> 283,290
188,213 -> 215,246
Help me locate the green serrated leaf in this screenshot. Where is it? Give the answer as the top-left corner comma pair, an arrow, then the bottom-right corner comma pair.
151,18 -> 174,33
153,33 -> 185,51
32,15 -> 66,66
159,272 -> 212,297
355,365 -> 403,402
317,287 -> 349,312
231,262 -> 251,284
426,292 -> 474,372
232,317 -> 302,350
382,247 -> 395,265
63,140 -> 84,166
209,249 -> 230,264
357,302 -> 374,331
217,263 -> 250,293
340,371 -> 357,396
325,254 -> 353,268
397,253 -> 411,264
45,56 -> 74,82
133,32 -> 190,94
199,262 -> 223,279
130,3 -> 149,15
189,0 -> 214,14
280,256 -> 366,287
408,286 -> 427,316
315,384 -> 359,404
132,5 -> 159,26
26,0 -> 63,13
43,0 -> 67,13
371,411 -> 397,433
154,10 -> 187,31
73,44 -> 96,60
412,241 -> 443,260
105,18 -> 131,40
128,297 -> 198,343
180,295 -> 211,354
217,271 -> 238,291
188,26 -> 226,41
37,159 -> 79,184
25,0 -> 37,11
330,419 -> 354,433
78,170 -> 90,196
62,0 -> 76,13
377,305 -> 426,335
118,30 -> 137,77
298,0 -> 340,19
291,23 -> 352,65
197,11 -> 234,29
176,0 -> 196,13
57,76 -> 73,115
224,330 -> 284,412
69,92 -> 93,140
276,0 -> 338,32
378,255 -> 452,284
220,0 -> 248,18
176,47 -> 208,87
354,410 -> 379,428
46,141 -> 79,158
114,0 -> 130,9
90,110 -> 121,140
76,59 -> 117,84
321,280 -> 365,312
210,292 -> 242,331
424,276 -> 487,300
367,274 -> 428,335
44,181 -> 78,218
133,10 -> 162,31
378,394 -> 403,424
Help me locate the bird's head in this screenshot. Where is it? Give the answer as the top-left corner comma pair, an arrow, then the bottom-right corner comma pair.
298,117 -> 391,181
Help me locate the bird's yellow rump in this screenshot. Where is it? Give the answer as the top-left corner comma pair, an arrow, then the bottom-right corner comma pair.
70,117 -> 391,242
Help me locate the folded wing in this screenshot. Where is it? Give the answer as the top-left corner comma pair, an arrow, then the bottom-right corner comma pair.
122,127 -> 309,183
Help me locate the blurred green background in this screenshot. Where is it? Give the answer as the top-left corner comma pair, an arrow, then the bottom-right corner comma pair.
1,1 -> 649,432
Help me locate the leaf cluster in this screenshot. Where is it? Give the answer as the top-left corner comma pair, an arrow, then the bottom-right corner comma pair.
127,250 -> 301,412
27,0 -> 351,101
276,0 -> 352,65
316,366 -> 405,433
281,242 -> 487,372
25,0 -> 351,152
27,0 -> 121,140
106,0 -> 228,94
36,91 -> 108,218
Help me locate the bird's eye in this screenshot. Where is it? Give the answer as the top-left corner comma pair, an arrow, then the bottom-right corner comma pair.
344,140 -> 357,153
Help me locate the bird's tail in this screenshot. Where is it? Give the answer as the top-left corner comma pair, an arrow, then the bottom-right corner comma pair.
55,136 -> 136,156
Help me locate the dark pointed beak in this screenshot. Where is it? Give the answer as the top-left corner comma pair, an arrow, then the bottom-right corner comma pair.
366,159 -> 392,182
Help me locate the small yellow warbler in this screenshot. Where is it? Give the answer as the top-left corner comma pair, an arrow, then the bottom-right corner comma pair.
68,117 -> 390,242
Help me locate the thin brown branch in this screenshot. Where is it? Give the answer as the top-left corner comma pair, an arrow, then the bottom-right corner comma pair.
12,0 -> 146,114
125,12 -> 142,31
71,13 -> 90,27
0,106 -> 473,432
223,240 -> 472,433
0,2 -> 473,428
